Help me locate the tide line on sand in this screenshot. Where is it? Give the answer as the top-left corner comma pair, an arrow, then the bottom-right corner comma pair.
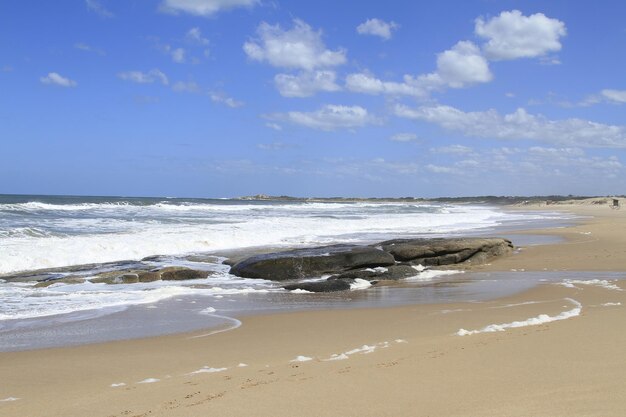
456,298 -> 582,336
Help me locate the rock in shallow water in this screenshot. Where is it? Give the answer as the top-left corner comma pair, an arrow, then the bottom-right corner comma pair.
229,244 -> 395,281
283,279 -> 355,292
378,238 -> 513,266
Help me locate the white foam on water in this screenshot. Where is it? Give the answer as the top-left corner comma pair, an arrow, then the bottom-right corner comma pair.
350,279 -> 372,290
364,267 -> 388,273
0,201 -> 551,274
237,363 -> 248,367
457,298 -> 582,336
0,283 -> 202,321
490,301 -> 542,309
290,289 -> 313,294
405,269 -> 464,281
199,307 -> 216,314
394,339 -> 408,343
0,397 -> 19,402
137,378 -> 160,384
189,315 -> 242,339
601,302 -> 621,307
189,366 -> 227,375
290,356 -> 313,362
412,264 -> 426,272
560,279 -> 622,291
110,383 -> 126,387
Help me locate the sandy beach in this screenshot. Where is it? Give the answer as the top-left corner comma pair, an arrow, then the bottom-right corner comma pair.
1,202 -> 625,417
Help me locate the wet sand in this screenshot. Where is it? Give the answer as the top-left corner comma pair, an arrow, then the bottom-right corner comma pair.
1,202 -> 625,417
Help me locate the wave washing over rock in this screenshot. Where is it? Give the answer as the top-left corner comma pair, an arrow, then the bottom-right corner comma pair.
0,195 -> 572,340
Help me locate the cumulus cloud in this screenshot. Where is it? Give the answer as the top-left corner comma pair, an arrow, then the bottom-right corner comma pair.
274,70 -> 340,97
244,19 -> 347,70
394,103 -> 626,148
40,72 -> 77,87
389,133 -> 419,142
475,10 -> 566,60
268,104 -> 376,131
346,40 -> 491,98
430,41 -> 492,88
160,0 -> 258,16
601,89 -> 626,104
86,0 -> 113,18
356,18 -> 399,40
117,69 -> 169,85
345,73 -> 426,97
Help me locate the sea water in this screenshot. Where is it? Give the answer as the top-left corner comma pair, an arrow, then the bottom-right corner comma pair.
0,194 -> 576,350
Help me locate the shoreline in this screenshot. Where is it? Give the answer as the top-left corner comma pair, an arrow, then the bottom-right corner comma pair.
1,203 -> 625,416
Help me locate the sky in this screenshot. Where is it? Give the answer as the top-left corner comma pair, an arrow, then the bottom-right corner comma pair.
1,0 -> 625,198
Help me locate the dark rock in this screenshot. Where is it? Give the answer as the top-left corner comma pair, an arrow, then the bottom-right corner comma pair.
230,244 -> 395,281
284,279 -> 354,292
158,267 -> 210,281
378,238 -> 513,266
34,276 -> 87,288
184,254 -> 221,264
87,267 -> 209,284
331,264 -> 422,281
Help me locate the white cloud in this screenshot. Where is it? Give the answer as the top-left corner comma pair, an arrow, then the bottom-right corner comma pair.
186,27 -> 210,45
426,164 -> 456,174
269,104 -> 376,131
394,104 -> 626,148
265,122 -> 283,131
118,69 -> 169,85
40,72 -> 77,87
345,73 -> 426,97
431,144 -> 474,154
171,48 -> 186,63
389,133 -> 418,142
601,89 -> 626,104
346,41 -> 491,98
274,70 -> 340,97
160,0 -> 258,16
356,18 -> 399,40
85,0 -> 113,18
475,10 -> 566,61
257,142 -> 294,150
430,41 -> 492,88
210,92 -> 244,108
243,19 -> 347,70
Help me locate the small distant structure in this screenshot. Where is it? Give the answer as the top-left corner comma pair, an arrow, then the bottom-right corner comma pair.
611,198 -> 620,210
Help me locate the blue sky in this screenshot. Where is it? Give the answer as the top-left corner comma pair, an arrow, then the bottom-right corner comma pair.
1,0 -> 625,198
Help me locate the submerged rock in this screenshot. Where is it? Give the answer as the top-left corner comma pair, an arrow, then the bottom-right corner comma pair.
229,244 -> 395,281
378,237 -> 513,266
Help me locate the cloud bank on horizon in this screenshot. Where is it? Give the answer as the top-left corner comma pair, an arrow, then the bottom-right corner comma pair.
1,0 -> 625,197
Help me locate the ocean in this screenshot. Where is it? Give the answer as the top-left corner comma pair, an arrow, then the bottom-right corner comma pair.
0,194 -> 577,350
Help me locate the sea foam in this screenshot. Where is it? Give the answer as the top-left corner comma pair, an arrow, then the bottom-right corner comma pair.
457,298 -> 582,336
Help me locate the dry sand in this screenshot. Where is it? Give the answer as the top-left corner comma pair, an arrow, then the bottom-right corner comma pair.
1,201 -> 625,417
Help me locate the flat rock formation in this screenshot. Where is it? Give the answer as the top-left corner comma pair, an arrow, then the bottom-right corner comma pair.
378,237 -> 513,266
229,244 -> 395,281
34,266 -> 213,287
228,237 -> 513,292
